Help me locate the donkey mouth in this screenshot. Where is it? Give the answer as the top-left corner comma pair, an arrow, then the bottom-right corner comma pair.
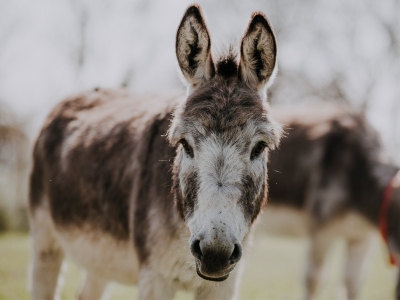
195,264 -> 230,282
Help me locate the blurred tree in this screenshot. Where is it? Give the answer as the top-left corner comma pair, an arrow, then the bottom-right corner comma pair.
0,102 -> 29,231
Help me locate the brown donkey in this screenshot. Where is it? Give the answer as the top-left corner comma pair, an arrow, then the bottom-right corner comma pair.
29,5 -> 282,300
258,104 -> 400,300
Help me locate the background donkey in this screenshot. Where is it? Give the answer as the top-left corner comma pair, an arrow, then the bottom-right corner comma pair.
29,5 -> 282,300
258,104 -> 400,300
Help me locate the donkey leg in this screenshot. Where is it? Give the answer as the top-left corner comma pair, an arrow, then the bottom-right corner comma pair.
77,272 -> 109,300
195,283 -> 237,300
195,271 -> 241,300
137,269 -> 176,300
343,235 -> 375,300
30,213 -> 65,300
305,229 -> 336,300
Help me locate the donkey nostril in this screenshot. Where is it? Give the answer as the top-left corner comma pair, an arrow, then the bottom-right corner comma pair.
191,239 -> 203,260
229,243 -> 242,264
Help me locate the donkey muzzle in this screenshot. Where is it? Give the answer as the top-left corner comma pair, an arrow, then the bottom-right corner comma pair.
190,236 -> 242,281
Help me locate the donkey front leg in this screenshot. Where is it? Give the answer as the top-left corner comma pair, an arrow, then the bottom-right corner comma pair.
77,272 -> 109,300
343,235 -> 375,300
30,216 -> 65,300
305,228 -> 336,300
137,268 -> 176,300
195,282 -> 237,300
195,268 -> 242,300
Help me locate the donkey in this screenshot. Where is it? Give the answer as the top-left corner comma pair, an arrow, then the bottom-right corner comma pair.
29,5 -> 282,300
257,104 -> 400,300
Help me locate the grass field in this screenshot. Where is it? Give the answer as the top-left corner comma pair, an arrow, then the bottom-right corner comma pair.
0,232 -> 396,300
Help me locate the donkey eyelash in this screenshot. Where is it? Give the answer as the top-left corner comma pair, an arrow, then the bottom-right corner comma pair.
250,141 -> 268,160
179,139 -> 194,158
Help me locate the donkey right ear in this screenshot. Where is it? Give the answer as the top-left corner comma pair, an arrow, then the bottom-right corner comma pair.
176,5 -> 215,89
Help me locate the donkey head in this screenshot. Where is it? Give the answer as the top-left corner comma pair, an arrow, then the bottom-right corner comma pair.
169,5 -> 282,282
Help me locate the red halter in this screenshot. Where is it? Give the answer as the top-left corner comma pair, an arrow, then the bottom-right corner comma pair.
378,170 -> 400,266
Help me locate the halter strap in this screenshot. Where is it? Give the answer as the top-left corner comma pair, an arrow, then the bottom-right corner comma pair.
378,170 -> 400,266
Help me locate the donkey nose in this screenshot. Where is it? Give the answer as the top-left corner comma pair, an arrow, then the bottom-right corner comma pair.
190,238 -> 242,265
190,239 -> 203,260
229,243 -> 242,264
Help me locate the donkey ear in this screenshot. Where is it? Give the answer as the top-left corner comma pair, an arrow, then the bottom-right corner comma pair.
239,13 -> 277,94
176,5 -> 215,88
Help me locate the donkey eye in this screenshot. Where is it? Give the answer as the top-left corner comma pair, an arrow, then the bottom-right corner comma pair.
179,139 -> 194,158
251,141 -> 267,160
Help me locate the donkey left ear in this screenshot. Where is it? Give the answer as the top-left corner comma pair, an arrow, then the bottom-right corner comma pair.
176,5 -> 215,89
239,13 -> 277,95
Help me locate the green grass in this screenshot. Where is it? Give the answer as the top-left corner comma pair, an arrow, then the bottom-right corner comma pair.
0,232 -> 396,299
